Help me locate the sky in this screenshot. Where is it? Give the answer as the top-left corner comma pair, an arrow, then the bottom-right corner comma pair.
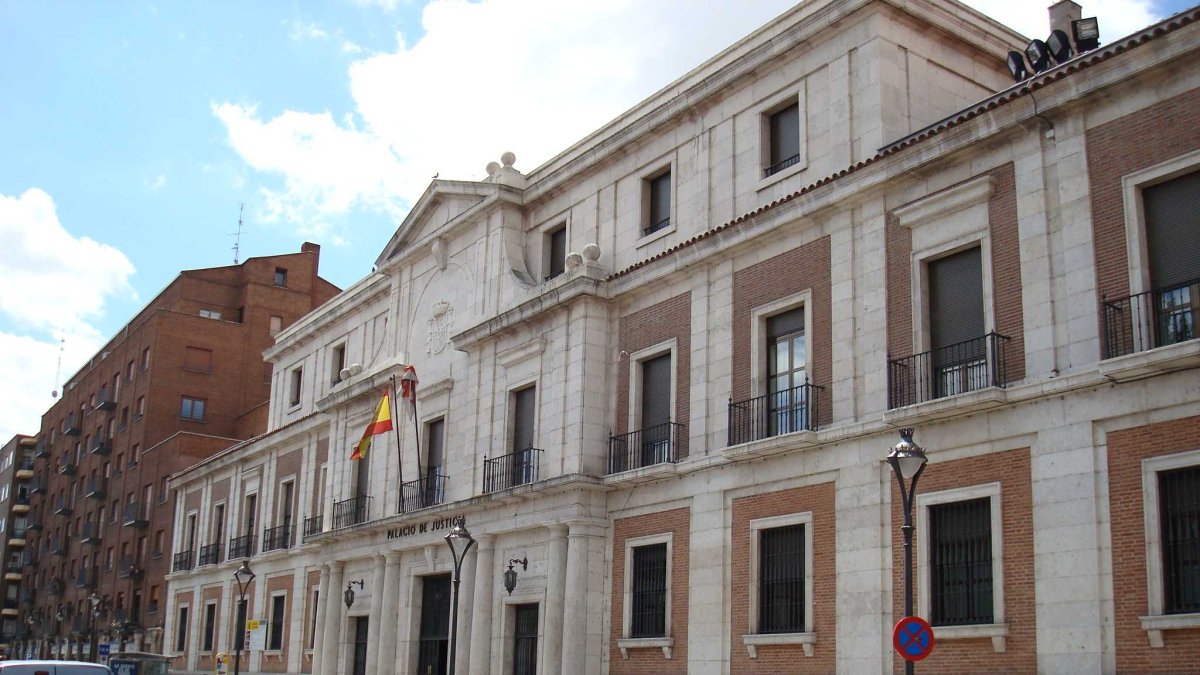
0,0 -> 1191,441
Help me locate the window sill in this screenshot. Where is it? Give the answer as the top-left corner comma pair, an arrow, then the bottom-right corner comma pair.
1141,612 -> 1200,648
1098,338 -> 1200,383
617,636 -> 674,659
755,160 -> 807,192
933,622 -> 1008,652
742,632 -> 816,658
635,223 -> 676,250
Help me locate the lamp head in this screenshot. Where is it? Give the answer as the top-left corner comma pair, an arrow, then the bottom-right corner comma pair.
444,522 -> 476,569
504,564 -> 518,595
887,427 -> 928,482
234,559 -> 256,595
344,585 -> 355,609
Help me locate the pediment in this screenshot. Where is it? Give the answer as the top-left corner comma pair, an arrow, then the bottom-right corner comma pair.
375,179 -> 494,267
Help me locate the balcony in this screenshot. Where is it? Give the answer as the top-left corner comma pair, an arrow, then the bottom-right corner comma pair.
49,577 -> 65,596
333,495 -> 371,529
228,533 -> 256,559
117,556 -> 143,580
33,439 -> 49,459
64,415 -> 81,436
1,598 -> 17,616
81,521 -> 102,545
262,523 -> 292,552
85,477 -> 107,500
12,493 -> 30,513
15,457 -> 35,479
887,332 -> 1012,409
75,566 -> 96,590
29,475 -> 45,495
728,382 -> 824,447
172,550 -> 194,572
94,395 -> 116,413
483,449 -> 541,494
302,515 -> 323,541
57,461 -> 77,476
122,502 -> 148,528
608,422 -> 683,475
1103,279 -> 1199,357
21,550 -> 37,568
8,527 -> 26,546
53,496 -> 73,516
197,542 -> 221,566
400,472 -> 448,510
4,562 -> 22,582
24,519 -> 40,532
49,536 -> 69,556
89,436 -> 111,457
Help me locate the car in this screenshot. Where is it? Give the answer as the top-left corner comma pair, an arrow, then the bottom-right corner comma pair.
0,661 -> 112,675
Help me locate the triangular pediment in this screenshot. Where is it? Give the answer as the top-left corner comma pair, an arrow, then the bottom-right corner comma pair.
375,179 -> 496,267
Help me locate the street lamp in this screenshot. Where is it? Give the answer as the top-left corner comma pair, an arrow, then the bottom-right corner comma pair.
888,427 -> 928,675
88,592 -> 103,662
444,522 -> 475,675
343,579 -> 364,609
503,557 -> 528,596
233,560 -> 256,675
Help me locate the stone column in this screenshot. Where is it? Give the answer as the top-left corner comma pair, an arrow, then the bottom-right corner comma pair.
544,524 -> 568,670
320,561 -> 344,675
561,522 -> 592,673
376,551 -> 403,673
314,564 -> 330,672
467,535 -> 494,675
365,554 -> 385,673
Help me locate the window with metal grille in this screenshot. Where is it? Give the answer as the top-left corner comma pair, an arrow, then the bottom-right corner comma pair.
929,497 -> 993,625
645,170 -> 672,236
630,543 -> 667,637
759,524 -> 805,633
202,602 -> 216,651
766,102 -> 801,177
513,603 -> 539,675
268,594 -> 286,650
351,616 -> 369,675
1160,465 -> 1200,614
417,574 -> 451,675
175,606 -> 188,653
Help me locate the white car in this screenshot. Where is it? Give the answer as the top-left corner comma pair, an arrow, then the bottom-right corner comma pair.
0,661 -> 112,675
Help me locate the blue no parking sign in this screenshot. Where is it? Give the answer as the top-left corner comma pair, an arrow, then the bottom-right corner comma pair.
893,615 -> 935,661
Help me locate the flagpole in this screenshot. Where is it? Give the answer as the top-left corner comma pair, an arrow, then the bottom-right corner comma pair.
391,374 -> 404,487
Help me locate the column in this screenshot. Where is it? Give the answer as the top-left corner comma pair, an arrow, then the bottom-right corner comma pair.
456,539 -> 478,675
320,561 -> 344,675
365,554 -> 384,673
376,551 -> 403,673
467,535 -> 494,675
314,564 -> 330,672
544,524 -> 567,670
561,523 -> 591,673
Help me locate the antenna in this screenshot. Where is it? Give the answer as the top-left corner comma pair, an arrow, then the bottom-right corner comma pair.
51,337 -> 65,398
231,203 -> 245,264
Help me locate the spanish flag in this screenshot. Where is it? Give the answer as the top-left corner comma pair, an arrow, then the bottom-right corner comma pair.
350,388 -> 393,461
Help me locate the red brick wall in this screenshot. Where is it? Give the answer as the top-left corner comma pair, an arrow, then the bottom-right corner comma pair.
730,482 -> 836,673
610,507 -> 690,673
1107,415 -> 1200,672
617,294 -> 691,457
890,447 -> 1035,673
886,164 -> 1025,383
1087,88 -> 1200,302
731,236 -> 832,426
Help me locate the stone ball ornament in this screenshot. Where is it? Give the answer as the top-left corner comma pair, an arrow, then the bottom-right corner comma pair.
581,243 -> 601,261
500,151 -> 516,167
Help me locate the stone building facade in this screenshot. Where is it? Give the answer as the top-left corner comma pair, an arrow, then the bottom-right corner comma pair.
164,1 -> 1200,673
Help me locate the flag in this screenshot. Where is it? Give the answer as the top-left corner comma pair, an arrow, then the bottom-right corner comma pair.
350,388 -> 393,461
399,365 -> 418,420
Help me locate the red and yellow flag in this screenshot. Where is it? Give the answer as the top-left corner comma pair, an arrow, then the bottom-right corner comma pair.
350,388 -> 393,461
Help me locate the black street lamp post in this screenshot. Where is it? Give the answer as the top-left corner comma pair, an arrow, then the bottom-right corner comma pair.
87,592 -> 103,662
888,427 -> 928,675
233,560 -> 256,675
444,522 -> 475,675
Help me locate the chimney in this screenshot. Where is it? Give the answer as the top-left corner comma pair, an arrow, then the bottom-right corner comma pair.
1049,0 -> 1082,37
301,241 -> 321,268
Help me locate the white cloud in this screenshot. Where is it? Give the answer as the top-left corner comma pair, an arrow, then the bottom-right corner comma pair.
144,173 -> 167,191
349,0 -> 402,11
289,20 -> 329,41
0,188 -> 136,441
341,40 -> 365,54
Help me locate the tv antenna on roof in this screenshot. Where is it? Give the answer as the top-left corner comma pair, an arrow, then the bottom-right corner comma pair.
231,203 -> 245,264
50,337 -> 65,398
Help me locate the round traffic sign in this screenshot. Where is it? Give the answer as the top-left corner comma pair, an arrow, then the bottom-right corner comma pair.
893,615 -> 935,661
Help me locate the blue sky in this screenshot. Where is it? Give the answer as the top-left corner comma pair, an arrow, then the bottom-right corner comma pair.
0,0 -> 1191,440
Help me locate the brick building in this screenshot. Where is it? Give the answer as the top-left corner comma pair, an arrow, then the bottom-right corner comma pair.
162,1 -> 1200,674
0,434 -> 36,655
17,244 -> 339,659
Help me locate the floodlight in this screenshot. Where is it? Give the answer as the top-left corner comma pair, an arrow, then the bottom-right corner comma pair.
1025,39 -> 1051,73
1073,17 -> 1100,52
1047,29 -> 1073,64
1007,51 -> 1029,82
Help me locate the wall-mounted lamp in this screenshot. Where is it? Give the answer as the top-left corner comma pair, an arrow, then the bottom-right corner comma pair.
344,579 -> 364,609
503,557 -> 528,595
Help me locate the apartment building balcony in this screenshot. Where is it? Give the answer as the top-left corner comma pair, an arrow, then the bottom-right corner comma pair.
483,450 -> 541,494
4,562 -> 22,582
89,436 -> 111,457
12,493 -> 30,514
1101,279 -> 1200,378
302,515 -> 323,542
197,542 -> 221,566
18,585 -> 33,604
21,550 -> 37,568
400,472 -> 448,511
24,519 -> 40,532
228,534 -> 256,559
172,550 -> 194,573
75,566 -> 96,590
33,439 -> 49,459
57,461 -> 77,476
727,382 -> 824,447
29,475 -> 45,495
262,523 -> 292,552
94,395 -> 116,413
9,527 -> 27,548
49,536 -> 69,556
332,496 -> 371,529
80,521 -> 102,545
64,415 -> 81,436
85,477 -> 106,500
52,496 -> 73,516
887,332 -> 1012,409
15,457 -> 35,479
117,556 -> 143,580
122,502 -> 148,528
608,422 -> 683,475
1,598 -> 17,617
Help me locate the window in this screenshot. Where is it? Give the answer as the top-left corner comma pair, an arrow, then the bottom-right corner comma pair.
308,589 -> 320,649
135,396 -> 145,419
176,605 -> 189,653
417,574 -> 451,674
758,523 -> 807,633
269,315 -> 283,337
154,529 -> 165,557
513,604 -> 539,675
274,267 -> 288,287
149,585 -> 160,614
621,347 -> 675,472
629,541 -> 668,638
131,444 -> 139,466
765,102 -> 801,177
244,493 -> 258,536
1142,450 -> 1200,647
644,170 -> 672,236
289,367 -> 303,407
927,246 -> 987,397
184,346 -> 214,373
330,344 -> 346,386
511,385 -> 536,475
766,308 -> 809,435
202,602 -> 217,652
198,309 -> 221,320
140,347 -> 150,371
180,397 -> 206,421
126,360 -> 134,382
112,374 -> 121,401
545,224 -> 566,281
268,594 -> 287,651
1142,171 -> 1200,348
119,407 -> 128,430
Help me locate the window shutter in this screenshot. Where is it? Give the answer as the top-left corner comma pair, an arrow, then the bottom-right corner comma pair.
640,354 -> 672,429
770,103 -> 800,167
1145,171 -> 1200,289
767,307 -> 805,339
928,247 -> 984,350
512,387 -> 536,452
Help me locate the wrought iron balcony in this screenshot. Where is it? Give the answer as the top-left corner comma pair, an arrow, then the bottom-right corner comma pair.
887,332 -> 1012,409
24,519 -> 40,532
302,515 -> 323,541
16,457 -> 35,474
89,436 -> 111,456
9,526 -> 27,541
21,550 -> 37,568
122,502 -> 148,528
53,496 -> 73,516
29,475 -> 46,494
333,495 -> 371,529
33,439 -> 49,458
75,566 -> 96,590
172,550 -> 194,572
80,521 -> 102,545
49,577 -> 65,596
94,395 -> 116,413
57,462 -> 77,476
764,153 -> 802,178
400,472 -> 448,511
13,493 -> 30,508
197,543 -> 221,566
608,422 -> 683,475
85,477 -> 107,499
49,535 -> 71,555
728,381 -> 823,446
262,523 -> 292,552
1102,278 -> 1199,359
483,449 -> 542,494
64,416 -> 81,436
117,556 -> 143,580
228,533 -> 255,559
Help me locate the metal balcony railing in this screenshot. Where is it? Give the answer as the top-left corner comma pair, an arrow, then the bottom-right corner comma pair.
262,523 -> 292,552
483,449 -> 542,494
29,476 -> 46,494
16,457 -> 35,472
94,395 -> 116,413
887,332 -> 1012,409
89,436 -> 111,456
608,422 -> 683,475
85,477 -> 107,499
727,381 -> 823,446
400,472 -> 447,511
64,416 -> 81,436
333,496 -> 371,529
764,153 -> 802,178
57,462 -> 77,477
75,566 -> 96,590
1102,278 -> 1199,359
197,543 -> 221,566
80,521 -> 102,545
33,440 -> 49,458
122,502 -> 148,527
49,578 -> 65,596
172,550 -> 194,572
228,533 -> 256,559
302,515 -> 323,541
52,497 -> 73,516
117,556 -> 143,580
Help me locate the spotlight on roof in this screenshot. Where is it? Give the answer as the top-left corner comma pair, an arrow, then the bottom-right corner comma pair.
1046,29 -> 1073,64
1007,51 -> 1029,82
1025,39 -> 1052,73
1072,17 -> 1100,52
